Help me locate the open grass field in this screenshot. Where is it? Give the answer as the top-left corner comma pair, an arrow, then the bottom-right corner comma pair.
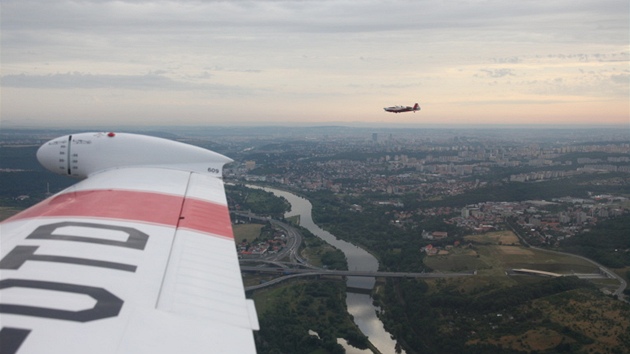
614,266 -> 630,282
464,230 -> 520,245
300,242 -> 340,268
250,282 -> 299,315
427,230 -> 599,276
0,206 -> 21,221
424,247 -> 489,273
285,215 -> 300,226
481,244 -> 599,274
242,273 -> 278,287
233,223 -> 264,244
424,233 -> 603,297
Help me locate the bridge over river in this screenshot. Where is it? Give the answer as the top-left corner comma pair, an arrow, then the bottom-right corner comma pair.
241,266 -> 475,292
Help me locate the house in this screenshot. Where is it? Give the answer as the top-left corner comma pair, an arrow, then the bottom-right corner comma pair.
432,231 -> 448,240
421,244 -> 439,256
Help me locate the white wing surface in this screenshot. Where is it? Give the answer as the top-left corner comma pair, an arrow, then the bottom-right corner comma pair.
0,133 -> 258,354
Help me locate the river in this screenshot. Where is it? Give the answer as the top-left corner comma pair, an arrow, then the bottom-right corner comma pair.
254,186 -> 402,354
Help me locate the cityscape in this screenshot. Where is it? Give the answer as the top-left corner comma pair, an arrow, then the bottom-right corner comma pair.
1,126 -> 629,353
222,126 -> 629,245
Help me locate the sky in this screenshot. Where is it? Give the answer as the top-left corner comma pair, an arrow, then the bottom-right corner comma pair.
1,0 -> 629,128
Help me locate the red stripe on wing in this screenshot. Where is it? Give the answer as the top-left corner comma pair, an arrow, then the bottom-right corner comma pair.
3,190 -> 233,239
179,197 -> 234,239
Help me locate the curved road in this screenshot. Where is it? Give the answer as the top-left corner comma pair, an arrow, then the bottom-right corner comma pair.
508,222 -> 627,300
235,213 -> 475,293
232,211 -> 307,264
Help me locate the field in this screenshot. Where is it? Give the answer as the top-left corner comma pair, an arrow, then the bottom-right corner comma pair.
426,230 -> 599,276
300,242 -> 341,268
409,270 -> 629,352
480,244 -> 599,274
285,215 -> 300,225
468,288 -> 630,353
423,247 -> 488,272
233,223 -> 264,244
422,231 -> 630,353
0,207 -> 21,221
464,230 -> 520,245
242,273 -> 279,287
425,243 -> 599,276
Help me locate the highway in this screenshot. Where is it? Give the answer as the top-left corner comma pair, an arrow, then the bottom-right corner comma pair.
234,211 -> 326,270
242,267 -> 475,292
234,212 -> 626,301
240,266 -> 475,278
238,217 -> 627,300
233,211 -> 475,292
232,211 -> 307,264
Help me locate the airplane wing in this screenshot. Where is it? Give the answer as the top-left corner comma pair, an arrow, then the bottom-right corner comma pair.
0,133 -> 258,353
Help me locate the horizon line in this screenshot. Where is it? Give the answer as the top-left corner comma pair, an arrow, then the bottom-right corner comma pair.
3,122 -> 629,131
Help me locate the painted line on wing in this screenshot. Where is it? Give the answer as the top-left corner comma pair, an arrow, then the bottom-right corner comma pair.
178,197 -> 234,239
3,190 -> 233,239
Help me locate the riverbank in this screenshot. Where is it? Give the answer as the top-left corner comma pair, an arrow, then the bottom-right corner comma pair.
250,185 -> 403,354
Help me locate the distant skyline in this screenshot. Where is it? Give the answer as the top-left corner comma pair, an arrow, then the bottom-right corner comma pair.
1,0 -> 629,128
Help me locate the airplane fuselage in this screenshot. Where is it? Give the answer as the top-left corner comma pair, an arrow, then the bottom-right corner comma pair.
384,103 -> 420,113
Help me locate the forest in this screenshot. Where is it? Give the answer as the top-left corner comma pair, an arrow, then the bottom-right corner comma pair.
253,281 -> 368,354
377,276 -> 629,353
559,216 -> 630,268
226,184 -> 291,219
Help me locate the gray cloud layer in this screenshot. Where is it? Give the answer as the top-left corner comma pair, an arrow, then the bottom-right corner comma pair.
1,0 -> 628,125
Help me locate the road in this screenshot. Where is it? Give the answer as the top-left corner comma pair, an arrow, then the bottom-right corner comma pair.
242,267 -> 475,292
508,221 -> 627,300
232,211 -> 306,264
234,211 -> 475,292
241,266 -> 475,278
236,213 -> 626,301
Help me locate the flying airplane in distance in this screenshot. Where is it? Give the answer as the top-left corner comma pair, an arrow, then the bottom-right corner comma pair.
0,132 -> 258,354
384,102 -> 421,113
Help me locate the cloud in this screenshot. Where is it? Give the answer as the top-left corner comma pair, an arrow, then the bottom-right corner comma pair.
610,73 -> 630,85
1,0 -> 628,126
492,57 -> 522,64
3,0 -> 627,38
0,72 -> 261,96
478,69 -> 515,78
1,72 -> 185,89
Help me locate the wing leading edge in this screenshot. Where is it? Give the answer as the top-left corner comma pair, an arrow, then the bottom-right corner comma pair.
0,134 -> 258,353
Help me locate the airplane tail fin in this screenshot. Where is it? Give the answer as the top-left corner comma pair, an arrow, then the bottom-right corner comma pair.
414,103 -> 420,111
